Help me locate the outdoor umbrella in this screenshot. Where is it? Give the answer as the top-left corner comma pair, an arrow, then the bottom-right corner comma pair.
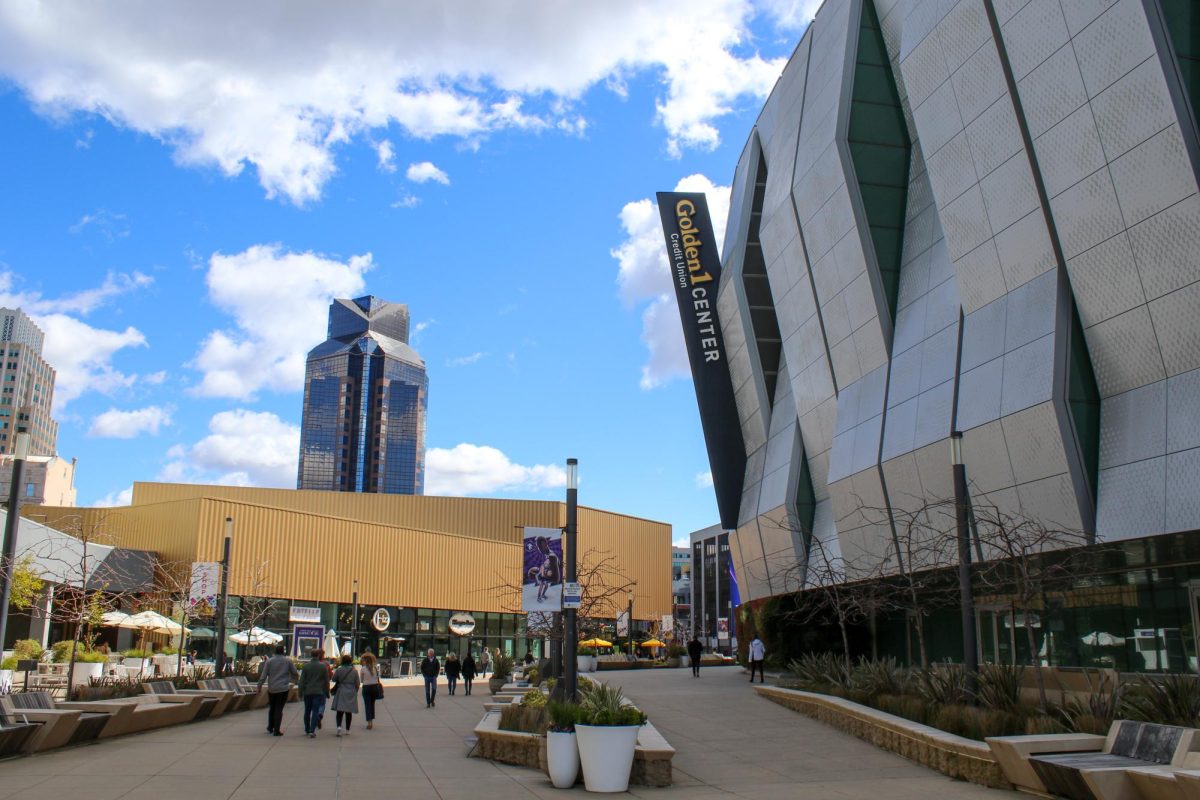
579,638 -> 612,647
640,638 -> 666,648
100,611 -> 132,626
188,627 -> 216,640
323,630 -> 339,656
123,610 -> 189,635
229,627 -> 283,646
1081,631 -> 1125,647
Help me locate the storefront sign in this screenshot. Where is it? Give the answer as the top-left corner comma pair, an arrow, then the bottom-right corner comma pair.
449,612 -> 476,636
293,625 -> 324,657
289,605 -> 322,624
656,191 -> 746,530
188,562 -> 219,617
522,527 -> 563,612
562,581 -> 581,609
371,608 -> 391,632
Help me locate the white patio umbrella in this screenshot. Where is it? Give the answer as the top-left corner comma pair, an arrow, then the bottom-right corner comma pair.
323,630 -> 339,657
101,611 -> 132,627
123,610 -> 189,635
1081,631 -> 1125,647
341,641 -> 352,656
229,627 -> 283,646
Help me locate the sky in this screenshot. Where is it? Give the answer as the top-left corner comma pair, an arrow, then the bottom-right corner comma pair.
0,0 -> 819,545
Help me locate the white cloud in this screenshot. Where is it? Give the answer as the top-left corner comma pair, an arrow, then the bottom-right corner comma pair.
611,174 -> 730,389
69,208 -> 129,241
696,470 -> 714,488
160,409 -> 300,487
0,2 -> 783,204
425,443 -> 566,496
190,244 -> 372,400
406,161 -> 449,185
755,0 -> 823,30
88,405 -> 173,438
0,270 -> 152,316
448,351 -> 486,367
391,193 -> 421,209
94,485 -> 133,507
144,370 -> 168,385
375,140 -> 396,172
38,314 -> 147,410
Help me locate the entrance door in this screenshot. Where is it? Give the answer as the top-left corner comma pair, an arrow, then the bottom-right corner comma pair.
977,605 -> 1015,664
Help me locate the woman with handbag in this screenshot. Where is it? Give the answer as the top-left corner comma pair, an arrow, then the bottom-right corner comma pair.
331,653 -> 361,737
360,651 -> 384,729
461,652 -> 477,696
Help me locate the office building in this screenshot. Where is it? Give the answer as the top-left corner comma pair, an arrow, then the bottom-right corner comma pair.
671,546 -> 692,633
0,308 -> 57,456
0,454 -> 76,506
689,525 -> 734,654
670,0 -> 1200,669
297,296 -> 428,494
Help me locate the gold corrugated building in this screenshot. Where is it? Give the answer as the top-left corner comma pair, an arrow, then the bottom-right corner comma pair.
26,482 -> 671,661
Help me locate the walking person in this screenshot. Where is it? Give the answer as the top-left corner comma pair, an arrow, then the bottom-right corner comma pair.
687,636 -> 703,678
421,648 -> 440,708
298,648 -> 330,738
462,652 -> 477,696
360,651 -> 383,730
331,653 -> 361,736
257,645 -> 299,736
445,652 -> 461,696
479,647 -> 490,676
748,635 -> 766,683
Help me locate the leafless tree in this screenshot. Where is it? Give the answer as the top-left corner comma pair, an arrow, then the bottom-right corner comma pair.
970,498 -> 1093,711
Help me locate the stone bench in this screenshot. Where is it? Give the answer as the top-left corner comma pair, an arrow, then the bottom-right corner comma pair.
1002,720 -> 1200,800
142,681 -> 229,719
0,691 -> 110,752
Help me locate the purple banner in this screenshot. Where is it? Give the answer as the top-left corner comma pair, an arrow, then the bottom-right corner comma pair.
522,526 -> 563,612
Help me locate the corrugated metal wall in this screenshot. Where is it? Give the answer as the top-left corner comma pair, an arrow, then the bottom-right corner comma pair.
29,484 -> 673,621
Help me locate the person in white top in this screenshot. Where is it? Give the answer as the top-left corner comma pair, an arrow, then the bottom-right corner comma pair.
748,636 -> 766,683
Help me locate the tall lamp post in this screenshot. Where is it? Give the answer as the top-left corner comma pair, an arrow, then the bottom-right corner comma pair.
951,431 -> 978,694
351,578 -> 360,657
214,517 -> 233,675
563,458 -> 578,700
0,433 -> 31,653
627,592 -> 635,658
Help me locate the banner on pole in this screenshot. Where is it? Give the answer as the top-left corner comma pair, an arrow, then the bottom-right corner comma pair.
188,562 -> 219,618
617,610 -> 629,637
661,614 -> 673,636
522,527 -> 563,612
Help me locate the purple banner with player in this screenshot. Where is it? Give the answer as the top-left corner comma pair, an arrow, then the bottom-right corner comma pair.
522,526 -> 563,612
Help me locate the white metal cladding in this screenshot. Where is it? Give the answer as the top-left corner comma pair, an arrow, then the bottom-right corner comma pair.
706,0 -> 1200,604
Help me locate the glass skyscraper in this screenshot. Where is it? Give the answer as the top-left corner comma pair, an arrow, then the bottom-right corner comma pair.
297,296 -> 428,494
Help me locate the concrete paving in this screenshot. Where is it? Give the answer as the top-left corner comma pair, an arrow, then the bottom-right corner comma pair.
0,668 -> 1020,798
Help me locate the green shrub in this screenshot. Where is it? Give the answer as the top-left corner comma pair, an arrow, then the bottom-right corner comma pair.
522,688 -> 547,708
787,652 -> 849,689
850,657 -> 906,697
499,703 -> 548,734
50,640 -> 108,664
123,648 -> 154,658
578,682 -> 646,726
1123,674 -> 1200,727
525,666 -> 540,685
12,639 -> 43,661
916,664 -> 969,706
577,646 -> 597,656
548,700 -> 580,732
875,693 -> 929,725
975,664 -> 1024,711
1026,714 -> 1069,735
492,653 -> 515,680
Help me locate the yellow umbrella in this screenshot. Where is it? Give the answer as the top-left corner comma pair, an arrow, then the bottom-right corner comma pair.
579,638 -> 612,647
640,638 -> 666,648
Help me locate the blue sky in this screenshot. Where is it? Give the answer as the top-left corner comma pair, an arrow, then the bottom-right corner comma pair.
0,1 -> 817,544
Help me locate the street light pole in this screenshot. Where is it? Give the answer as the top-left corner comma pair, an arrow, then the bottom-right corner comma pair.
351,579 -> 359,657
951,432 -> 978,695
0,433 -> 31,654
214,517 -> 233,676
627,592 -> 634,658
564,458 -> 578,700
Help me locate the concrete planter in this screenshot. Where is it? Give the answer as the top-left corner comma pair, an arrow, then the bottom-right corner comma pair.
547,730 -> 580,788
70,661 -> 104,690
576,724 -> 640,793
488,676 -> 508,694
576,655 -> 594,673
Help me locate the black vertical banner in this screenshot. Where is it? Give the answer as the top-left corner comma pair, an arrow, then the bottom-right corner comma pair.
656,192 -> 746,531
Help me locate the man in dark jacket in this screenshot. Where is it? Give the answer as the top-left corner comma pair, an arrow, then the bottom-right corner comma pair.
420,648 -> 441,708
297,648 -> 331,738
257,645 -> 299,735
687,637 -> 703,678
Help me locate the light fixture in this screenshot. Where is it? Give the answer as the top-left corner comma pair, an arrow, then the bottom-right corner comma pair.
13,432 -> 29,460
950,430 -> 963,467
566,458 -> 578,490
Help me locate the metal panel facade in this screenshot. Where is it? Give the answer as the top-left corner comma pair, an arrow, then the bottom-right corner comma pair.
693,0 -> 1200,603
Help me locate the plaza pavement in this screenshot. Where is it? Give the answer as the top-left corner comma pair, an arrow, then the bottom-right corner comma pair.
0,667 -> 1021,799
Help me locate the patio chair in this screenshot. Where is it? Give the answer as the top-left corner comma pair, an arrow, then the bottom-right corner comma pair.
141,681 -> 230,719
3,690 -> 135,740
0,692 -> 109,752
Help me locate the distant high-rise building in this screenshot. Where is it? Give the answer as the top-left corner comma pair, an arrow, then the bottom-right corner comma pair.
0,308 -> 57,456
297,296 -> 428,494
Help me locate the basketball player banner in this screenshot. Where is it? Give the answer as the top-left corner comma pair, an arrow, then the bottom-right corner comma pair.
522,526 -> 564,612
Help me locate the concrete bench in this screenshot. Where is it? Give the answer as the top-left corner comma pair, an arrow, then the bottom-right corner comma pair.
0,691 -> 109,752
1018,720 -> 1200,800
57,694 -> 204,735
0,720 -> 37,757
142,681 -> 230,718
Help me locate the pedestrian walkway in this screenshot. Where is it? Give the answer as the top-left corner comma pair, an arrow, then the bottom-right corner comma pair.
0,668 -> 1019,799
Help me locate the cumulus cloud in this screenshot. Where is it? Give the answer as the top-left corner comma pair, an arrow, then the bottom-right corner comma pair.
696,470 -> 714,488
160,409 -> 300,487
0,2 -> 783,203
88,405 -> 173,438
93,485 -> 133,507
756,0 -> 823,30
0,271 -> 154,409
611,173 -> 730,389
375,140 -> 396,172
406,161 -> 449,185
190,244 -> 372,399
425,443 -> 566,496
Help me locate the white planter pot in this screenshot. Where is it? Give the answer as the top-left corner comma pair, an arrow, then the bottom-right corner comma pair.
576,724 -> 640,793
546,730 -> 580,788
70,662 -> 104,690
576,655 -> 592,673
124,657 -> 147,675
